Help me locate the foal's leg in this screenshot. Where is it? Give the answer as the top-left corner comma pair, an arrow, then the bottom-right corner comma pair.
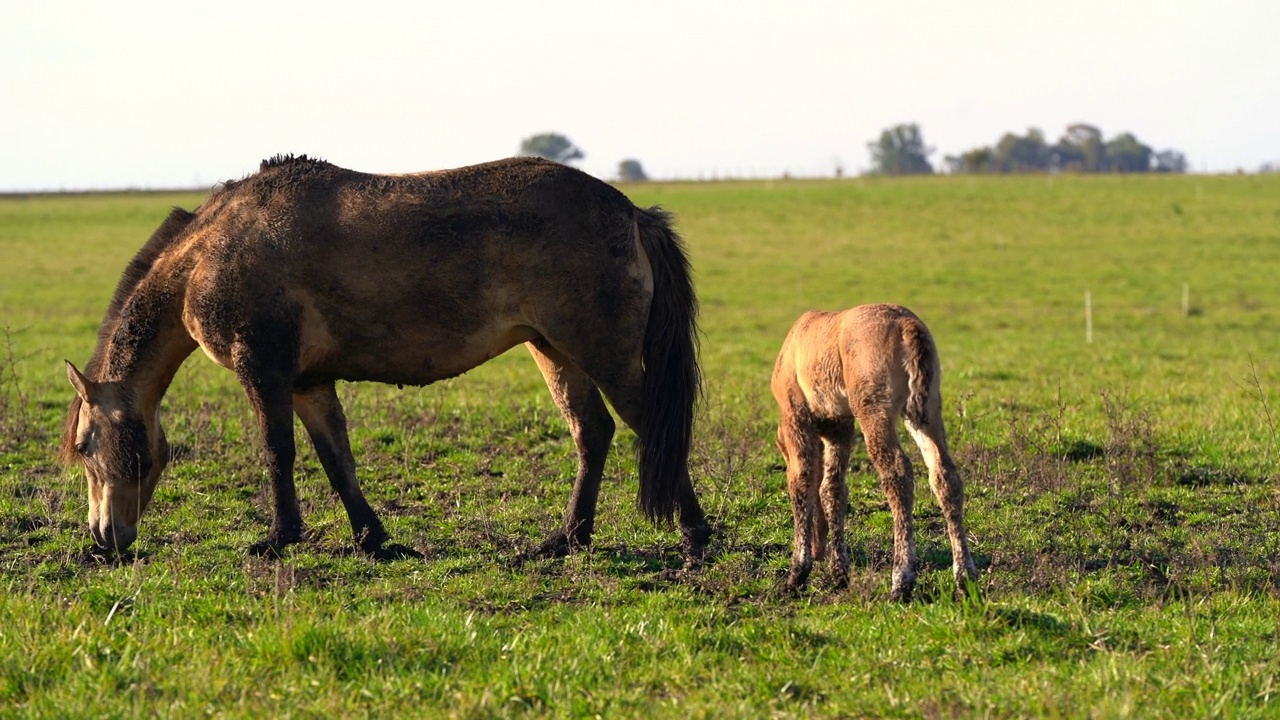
293,383 -> 389,555
778,419 -> 823,591
235,364 -> 305,557
906,412 -> 979,599
526,341 -> 616,558
819,421 -> 855,588
859,411 -> 918,601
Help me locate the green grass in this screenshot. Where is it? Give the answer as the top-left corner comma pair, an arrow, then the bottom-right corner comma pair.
2,174 -> 1280,717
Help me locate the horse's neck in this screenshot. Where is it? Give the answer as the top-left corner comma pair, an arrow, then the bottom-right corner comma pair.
98,282 -> 198,412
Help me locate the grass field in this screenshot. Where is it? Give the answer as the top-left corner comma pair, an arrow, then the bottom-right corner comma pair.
2,173 -> 1279,717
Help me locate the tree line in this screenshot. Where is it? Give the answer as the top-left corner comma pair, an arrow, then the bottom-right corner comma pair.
519,133 -> 649,181
868,123 -> 1188,176
519,126 -> 1195,182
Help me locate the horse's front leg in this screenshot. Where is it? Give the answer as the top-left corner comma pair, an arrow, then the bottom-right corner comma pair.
294,383 -> 389,555
237,366 -> 305,557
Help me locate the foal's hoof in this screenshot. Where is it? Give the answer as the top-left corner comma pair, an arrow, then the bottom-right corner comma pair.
889,566 -> 917,603
782,567 -> 811,595
955,576 -> 983,604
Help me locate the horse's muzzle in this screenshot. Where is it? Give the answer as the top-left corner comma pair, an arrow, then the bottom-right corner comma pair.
91,523 -> 138,552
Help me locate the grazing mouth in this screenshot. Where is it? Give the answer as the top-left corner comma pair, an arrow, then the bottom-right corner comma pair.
90,524 -> 138,553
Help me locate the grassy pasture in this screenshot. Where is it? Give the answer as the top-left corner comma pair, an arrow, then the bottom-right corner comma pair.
1,174 -> 1279,717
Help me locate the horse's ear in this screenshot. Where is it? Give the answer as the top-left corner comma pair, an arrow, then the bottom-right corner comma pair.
65,360 -> 96,404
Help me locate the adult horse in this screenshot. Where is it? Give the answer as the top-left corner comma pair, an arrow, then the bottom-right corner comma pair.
60,155 -> 711,563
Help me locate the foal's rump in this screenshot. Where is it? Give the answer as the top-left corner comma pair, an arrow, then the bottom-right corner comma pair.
772,303 -> 939,425
837,304 -> 938,426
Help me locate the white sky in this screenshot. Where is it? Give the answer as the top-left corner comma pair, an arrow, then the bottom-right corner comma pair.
3,1 -> 1277,190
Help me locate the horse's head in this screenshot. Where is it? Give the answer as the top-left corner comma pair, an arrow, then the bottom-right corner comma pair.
62,361 -> 168,553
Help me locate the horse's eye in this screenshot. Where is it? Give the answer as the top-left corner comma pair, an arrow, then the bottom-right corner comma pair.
75,441 -> 90,456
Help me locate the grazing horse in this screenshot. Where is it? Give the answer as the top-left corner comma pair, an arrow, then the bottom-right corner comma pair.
771,304 -> 978,600
60,155 -> 711,563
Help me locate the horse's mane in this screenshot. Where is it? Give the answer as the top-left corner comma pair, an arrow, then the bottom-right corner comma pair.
259,153 -> 324,170
59,207 -> 196,465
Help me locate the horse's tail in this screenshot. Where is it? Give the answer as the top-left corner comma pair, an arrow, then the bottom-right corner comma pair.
902,316 -> 938,429
633,206 -> 701,525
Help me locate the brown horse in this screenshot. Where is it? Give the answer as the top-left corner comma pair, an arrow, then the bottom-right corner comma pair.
771,304 -> 977,600
60,155 -> 711,563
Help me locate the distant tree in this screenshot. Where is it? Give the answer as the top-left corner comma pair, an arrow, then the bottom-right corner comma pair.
1104,132 -> 1153,172
1153,149 -> 1188,173
1053,123 -> 1106,172
867,123 -> 934,175
945,147 -> 996,174
518,133 -> 584,165
617,158 -> 648,182
993,128 -> 1052,172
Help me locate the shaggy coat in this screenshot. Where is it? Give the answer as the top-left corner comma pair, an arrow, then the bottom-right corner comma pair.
62,155 -> 710,561
772,304 -> 977,600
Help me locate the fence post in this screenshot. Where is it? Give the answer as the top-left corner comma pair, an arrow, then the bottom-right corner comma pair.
1086,291 -> 1093,344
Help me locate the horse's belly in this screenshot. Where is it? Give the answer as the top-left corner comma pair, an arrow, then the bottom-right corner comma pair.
302,322 -> 538,386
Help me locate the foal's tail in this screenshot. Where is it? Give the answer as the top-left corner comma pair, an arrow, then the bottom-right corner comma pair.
902,317 -> 939,428
633,207 -> 701,525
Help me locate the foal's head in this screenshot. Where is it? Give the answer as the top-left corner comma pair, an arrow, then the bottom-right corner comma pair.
62,361 -> 168,553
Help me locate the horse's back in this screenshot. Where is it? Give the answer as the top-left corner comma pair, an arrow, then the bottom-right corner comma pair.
180,156 -> 651,385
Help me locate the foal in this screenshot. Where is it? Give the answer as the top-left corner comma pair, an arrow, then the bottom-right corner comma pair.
771,304 -> 978,600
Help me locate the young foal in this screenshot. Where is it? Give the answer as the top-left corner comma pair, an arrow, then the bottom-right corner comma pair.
771,304 -> 978,600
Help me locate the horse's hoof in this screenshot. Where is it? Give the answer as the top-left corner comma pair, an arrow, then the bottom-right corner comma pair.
248,531 -> 303,558
682,522 -> 713,547
367,542 -> 423,562
248,539 -> 289,558
355,527 -> 392,556
680,523 -> 713,566
521,532 -> 576,562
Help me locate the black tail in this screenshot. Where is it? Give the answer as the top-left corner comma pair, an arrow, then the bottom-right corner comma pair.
633,207 -> 701,525
902,318 -> 937,428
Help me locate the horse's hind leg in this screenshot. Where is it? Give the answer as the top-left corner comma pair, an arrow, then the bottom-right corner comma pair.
819,421 -> 855,588
293,383 -> 389,555
546,338 -> 711,564
526,340 -> 616,558
906,412 -> 979,599
778,417 -> 823,591
859,410 -> 918,601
